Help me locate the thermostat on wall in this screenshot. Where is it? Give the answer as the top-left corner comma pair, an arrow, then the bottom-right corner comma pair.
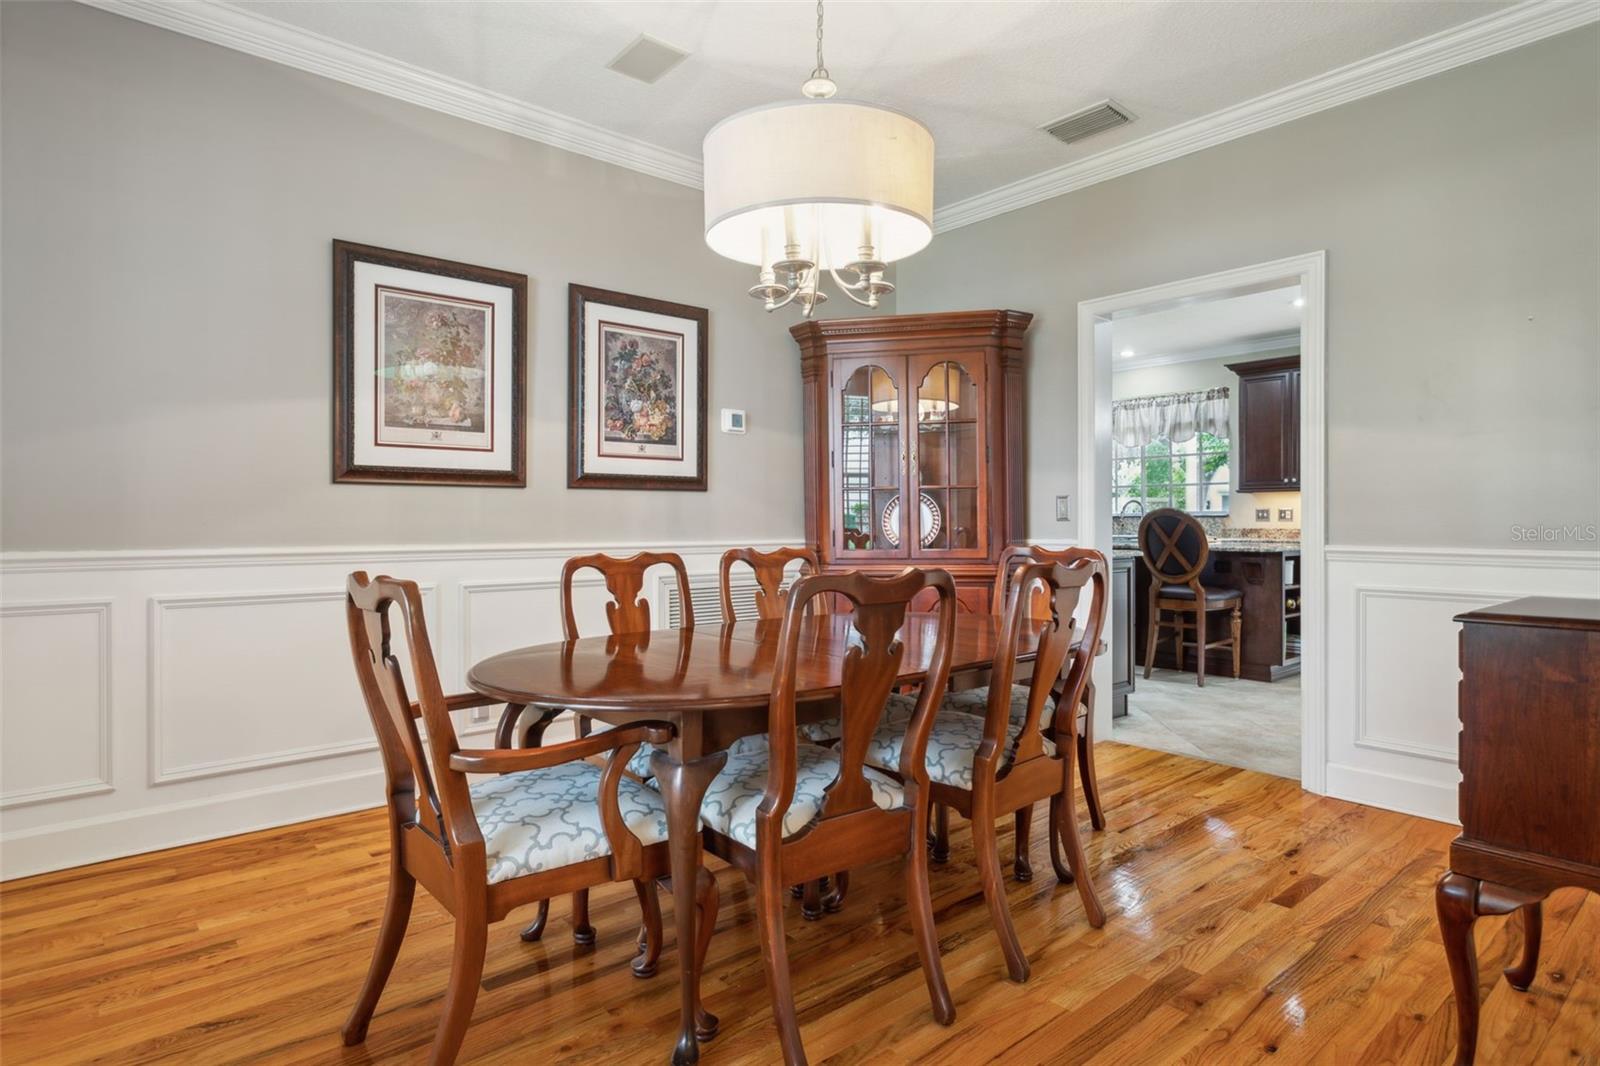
720,409 -> 747,434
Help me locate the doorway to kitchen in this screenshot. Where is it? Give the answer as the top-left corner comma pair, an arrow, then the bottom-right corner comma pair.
1077,253 -> 1326,790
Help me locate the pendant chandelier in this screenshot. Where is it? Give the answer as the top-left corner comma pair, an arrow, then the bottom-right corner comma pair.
701,0 -> 935,317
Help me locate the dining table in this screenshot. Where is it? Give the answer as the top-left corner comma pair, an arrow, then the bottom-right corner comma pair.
466,611 -> 1065,1065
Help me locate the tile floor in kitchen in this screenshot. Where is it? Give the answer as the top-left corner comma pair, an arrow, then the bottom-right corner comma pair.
1112,668 -> 1301,779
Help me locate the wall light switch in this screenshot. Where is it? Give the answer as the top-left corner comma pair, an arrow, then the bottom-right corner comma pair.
1278,508 -> 1295,521
1255,508 -> 1270,522
720,408 -> 746,434
1055,495 -> 1071,522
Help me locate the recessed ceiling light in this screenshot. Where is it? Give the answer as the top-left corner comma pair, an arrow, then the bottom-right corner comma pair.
1291,297 -> 1306,308
1119,348 -> 1136,358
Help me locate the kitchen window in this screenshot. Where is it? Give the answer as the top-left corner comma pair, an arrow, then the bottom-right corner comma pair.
1113,432 -> 1231,516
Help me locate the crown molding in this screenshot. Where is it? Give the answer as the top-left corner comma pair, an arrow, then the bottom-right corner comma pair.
79,0 -> 1597,229
933,0 -> 1600,232
77,0 -> 704,189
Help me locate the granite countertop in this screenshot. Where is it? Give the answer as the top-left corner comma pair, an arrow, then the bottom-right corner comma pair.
1113,538 -> 1300,554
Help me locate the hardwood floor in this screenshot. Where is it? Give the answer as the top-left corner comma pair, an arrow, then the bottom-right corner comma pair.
3,743 -> 1595,1064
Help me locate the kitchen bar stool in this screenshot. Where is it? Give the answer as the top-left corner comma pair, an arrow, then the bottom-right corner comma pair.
1138,508 -> 1242,687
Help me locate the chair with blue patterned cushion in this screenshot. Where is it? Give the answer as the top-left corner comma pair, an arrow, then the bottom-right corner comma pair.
690,566 -> 960,1066
719,546 -> 847,918
342,572 -> 715,1066
864,555 -> 1108,982
495,550 -> 694,945
927,544 -> 1112,882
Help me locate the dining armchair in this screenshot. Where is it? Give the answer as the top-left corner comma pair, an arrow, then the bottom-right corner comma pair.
865,555 -> 1108,982
342,572 -> 715,1065
720,546 -> 846,919
494,550 -> 694,944
930,544 -> 1112,879
685,567 -> 960,1066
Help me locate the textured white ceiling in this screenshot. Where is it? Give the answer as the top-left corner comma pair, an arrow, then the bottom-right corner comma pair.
223,0 -> 1512,206
1112,286 -> 1302,367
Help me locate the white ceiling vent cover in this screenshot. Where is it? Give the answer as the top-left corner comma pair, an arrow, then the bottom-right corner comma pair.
607,34 -> 690,84
1042,100 -> 1134,146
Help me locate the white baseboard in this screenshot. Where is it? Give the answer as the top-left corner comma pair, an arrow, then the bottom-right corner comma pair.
1325,761 -> 1458,825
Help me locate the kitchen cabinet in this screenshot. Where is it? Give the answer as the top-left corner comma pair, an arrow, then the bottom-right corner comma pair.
1111,553 -> 1135,718
1228,355 -> 1300,492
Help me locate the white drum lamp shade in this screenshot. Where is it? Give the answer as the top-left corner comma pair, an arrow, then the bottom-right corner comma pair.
702,100 -> 935,270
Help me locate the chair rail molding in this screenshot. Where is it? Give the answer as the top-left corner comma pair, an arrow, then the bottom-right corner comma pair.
0,538 -> 794,879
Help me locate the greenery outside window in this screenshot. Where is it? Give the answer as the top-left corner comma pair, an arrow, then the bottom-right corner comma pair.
1113,432 -> 1230,516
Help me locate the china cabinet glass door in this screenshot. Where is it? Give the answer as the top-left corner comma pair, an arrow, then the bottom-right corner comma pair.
835,359 -> 909,558
909,353 -> 986,557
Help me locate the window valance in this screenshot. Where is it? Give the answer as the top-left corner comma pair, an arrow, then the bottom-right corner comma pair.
1112,387 -> 1229,449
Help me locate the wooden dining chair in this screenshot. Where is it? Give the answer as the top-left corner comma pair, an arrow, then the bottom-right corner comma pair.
498,550 -> 695,946
930,545 -> 1112,870
720,546 -> 845,919
866,556 -> 1108,982
688,567 -> 960,1066
341,572 -> 716,1066
1138,508 -> 1242,686
717,545 -> 824,624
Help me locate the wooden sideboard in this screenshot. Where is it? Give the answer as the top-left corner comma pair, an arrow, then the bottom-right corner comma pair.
1437,596 -> 1600,1065
790,310 -> 1032,612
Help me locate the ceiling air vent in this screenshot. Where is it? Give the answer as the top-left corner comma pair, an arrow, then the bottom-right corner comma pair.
606,34 -> 690,84
1042,100 -> 1134,146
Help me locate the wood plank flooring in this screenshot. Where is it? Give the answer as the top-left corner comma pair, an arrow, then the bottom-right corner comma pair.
3,743 -> 1596,1064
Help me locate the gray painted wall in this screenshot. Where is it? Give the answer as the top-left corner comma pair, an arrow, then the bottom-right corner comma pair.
4,7 -> 1595,554
1,3 -> 871,551
898,25 -> 1600,550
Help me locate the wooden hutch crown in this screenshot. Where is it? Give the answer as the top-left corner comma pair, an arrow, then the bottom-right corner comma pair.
790,310 -> 1033,613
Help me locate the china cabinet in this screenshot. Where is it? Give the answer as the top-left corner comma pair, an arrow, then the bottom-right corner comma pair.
790,310 -> 1032,612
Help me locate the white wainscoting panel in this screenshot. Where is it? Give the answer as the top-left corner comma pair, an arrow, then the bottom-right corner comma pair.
1324,546 -> 1600,824
0,541 -> 787,879
1,600 -> 114,808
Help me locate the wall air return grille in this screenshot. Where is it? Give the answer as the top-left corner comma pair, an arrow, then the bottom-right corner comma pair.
662,575 -> 768,628
1042,100 -> 1134,146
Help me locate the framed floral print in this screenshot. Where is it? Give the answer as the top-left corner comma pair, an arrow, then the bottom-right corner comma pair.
333,240 -> 526,485
568,284 -> 708,491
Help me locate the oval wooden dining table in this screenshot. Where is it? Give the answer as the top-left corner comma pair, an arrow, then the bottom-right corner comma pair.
467,612 -> 1057,1065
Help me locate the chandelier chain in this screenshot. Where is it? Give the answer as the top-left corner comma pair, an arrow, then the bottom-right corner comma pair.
812,0 -> 828,80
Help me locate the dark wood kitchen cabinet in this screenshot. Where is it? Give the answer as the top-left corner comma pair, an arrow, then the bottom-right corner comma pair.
1227,355 -> 1300,492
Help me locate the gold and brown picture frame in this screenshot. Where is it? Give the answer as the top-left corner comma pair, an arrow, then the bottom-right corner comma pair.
333,239 -> 527,486
568,283 -> 708,491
